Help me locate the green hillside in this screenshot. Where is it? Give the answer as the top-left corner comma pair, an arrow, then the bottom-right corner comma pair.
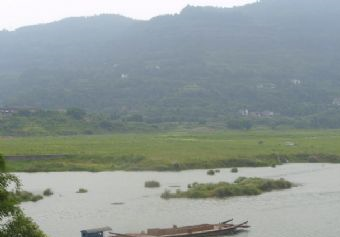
1,0 -> 340,123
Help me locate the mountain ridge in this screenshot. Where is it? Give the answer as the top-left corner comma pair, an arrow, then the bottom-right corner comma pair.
0,0 -> 340,124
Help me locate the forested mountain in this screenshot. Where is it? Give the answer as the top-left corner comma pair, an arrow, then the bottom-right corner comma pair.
1,0 -> 340,123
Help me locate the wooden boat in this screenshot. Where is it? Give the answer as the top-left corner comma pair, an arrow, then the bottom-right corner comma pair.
109,219 -> 249,237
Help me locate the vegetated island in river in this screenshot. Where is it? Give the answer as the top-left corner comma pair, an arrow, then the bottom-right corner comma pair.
161,177 -> 293,199
12,188 -> 54,203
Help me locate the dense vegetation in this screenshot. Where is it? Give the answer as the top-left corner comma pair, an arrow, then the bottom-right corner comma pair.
161,177 -> 293,199
2,129 -> 340,172
43,188 -> 53,196
0,154 -> 46,236
1,0 -> 340,125
2,107 -> 340,137
76,188 -> 88,193
0,108 -> 166,136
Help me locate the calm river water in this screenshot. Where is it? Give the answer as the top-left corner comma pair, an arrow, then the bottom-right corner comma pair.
17,163 -> 340,237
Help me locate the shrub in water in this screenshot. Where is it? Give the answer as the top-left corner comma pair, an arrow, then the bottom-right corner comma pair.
231,167 -> 238,173
14,191 -> 44,202
76,188 -> 88,193
31,195 -> 44,202
145,180 -> 160,188
207,170 -> 215,175
161,190 -> 172,199
43,188 -> 53,196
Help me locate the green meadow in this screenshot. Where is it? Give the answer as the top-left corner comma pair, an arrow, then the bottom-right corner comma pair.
2,129 -> 340,172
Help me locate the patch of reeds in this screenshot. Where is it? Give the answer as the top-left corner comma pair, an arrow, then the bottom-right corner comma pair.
145,180 -> 160,188
161,177 -> 293,199
43,188 -> 54,196
207,170 -> 215,175
13,191 -> 43,202
76,188 -> 88,193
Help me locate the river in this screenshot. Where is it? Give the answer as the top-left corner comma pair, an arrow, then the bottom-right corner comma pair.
17,163 -> 340,237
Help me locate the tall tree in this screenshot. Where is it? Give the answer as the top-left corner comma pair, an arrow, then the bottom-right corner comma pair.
0,154 -> 46,237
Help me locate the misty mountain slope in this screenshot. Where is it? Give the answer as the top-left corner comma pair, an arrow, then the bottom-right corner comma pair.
1,0 -> 340,121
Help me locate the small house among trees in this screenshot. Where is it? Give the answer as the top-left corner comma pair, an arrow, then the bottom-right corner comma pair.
333,98 -> 340,106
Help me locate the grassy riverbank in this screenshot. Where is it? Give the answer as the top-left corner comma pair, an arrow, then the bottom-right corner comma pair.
2,129 -> 340,172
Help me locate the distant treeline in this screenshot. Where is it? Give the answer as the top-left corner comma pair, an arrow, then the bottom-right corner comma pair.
0,108 -> 162,136
2,108 -> 340,136
227,108 -> 340,130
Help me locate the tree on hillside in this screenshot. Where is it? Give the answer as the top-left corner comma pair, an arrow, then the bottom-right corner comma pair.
0,154 -> 46,237
66,108 -> 86,120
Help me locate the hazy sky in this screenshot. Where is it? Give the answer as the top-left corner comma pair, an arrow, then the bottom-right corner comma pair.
0,0 -> 256,30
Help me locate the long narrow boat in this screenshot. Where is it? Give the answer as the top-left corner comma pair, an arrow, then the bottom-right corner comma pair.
110,219 -> 250,237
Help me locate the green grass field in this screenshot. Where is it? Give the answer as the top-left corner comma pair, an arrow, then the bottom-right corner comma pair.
2,129 -> 340,172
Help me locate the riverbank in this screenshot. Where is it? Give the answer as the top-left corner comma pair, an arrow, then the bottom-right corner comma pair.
2,129 -> 340,172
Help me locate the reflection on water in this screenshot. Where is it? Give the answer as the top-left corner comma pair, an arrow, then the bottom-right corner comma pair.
17,164 -> 340,237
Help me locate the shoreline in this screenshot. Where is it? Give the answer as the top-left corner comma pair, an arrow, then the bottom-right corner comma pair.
6,155 -> 340,172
